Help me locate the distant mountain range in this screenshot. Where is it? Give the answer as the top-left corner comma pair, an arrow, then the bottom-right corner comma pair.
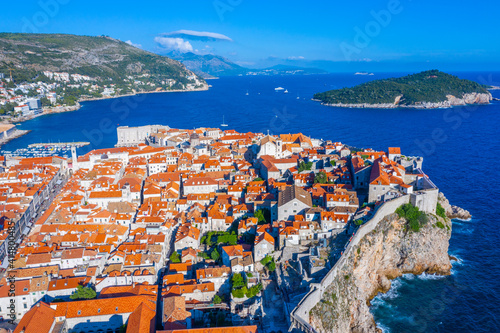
168,52 -> 247,78
169,52 -> 328,78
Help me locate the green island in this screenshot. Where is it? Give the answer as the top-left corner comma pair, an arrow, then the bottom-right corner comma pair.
313,70 -> 492,108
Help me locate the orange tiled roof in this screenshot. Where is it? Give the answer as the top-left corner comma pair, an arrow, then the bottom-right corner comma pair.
13,302 -> 56,333
53,295 -> 155,318
160,325 -> 258,333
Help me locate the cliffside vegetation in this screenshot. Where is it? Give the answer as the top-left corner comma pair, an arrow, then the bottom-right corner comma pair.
395,203 -> 428,232
314,70 -> 488,105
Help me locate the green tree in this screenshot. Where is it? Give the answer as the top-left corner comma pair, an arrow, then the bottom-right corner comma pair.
40,97 -> 51,107
267,261 -> 276,272
314,171 -> 328,184
254,208 -> 271,225
231,273 -> 245,288
232,286 -> 247,298
298,161 -> 313,172
254,210 -> 266,224
260,256 -> 272,266
245,283 -> 263,298
396,203 -> 428,232
213,295 -> 222,304
169,251 -> 181,263
70,285 -> 96,300
210,248 -> 220,261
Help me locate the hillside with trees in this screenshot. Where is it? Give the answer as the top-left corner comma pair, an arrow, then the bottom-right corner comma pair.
313,70 -> 489,106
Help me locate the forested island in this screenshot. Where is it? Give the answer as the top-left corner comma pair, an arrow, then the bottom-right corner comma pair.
313,70 -> 492,109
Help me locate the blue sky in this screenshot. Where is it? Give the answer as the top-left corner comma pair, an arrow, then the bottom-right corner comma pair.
1,0 -> 499,71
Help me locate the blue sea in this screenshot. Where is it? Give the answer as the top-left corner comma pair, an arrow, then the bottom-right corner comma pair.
4,73 -> 500,332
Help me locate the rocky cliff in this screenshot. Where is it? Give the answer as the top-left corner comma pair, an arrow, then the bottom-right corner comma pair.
309,212 -> 452,333
438,192 -> 472,220
319,92 -> 492,109
446,92 -> 492,106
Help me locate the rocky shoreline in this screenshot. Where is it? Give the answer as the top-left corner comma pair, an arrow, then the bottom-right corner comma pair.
309,211 -> 453,332
0,129 -> 31,148
438,192 -> 472,220
306,192 -> 474,333
9,85 -> 209,124
318,92 -> 492,109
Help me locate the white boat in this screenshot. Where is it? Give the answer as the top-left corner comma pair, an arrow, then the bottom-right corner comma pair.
221,115 -> 228,127
284,89 -> 289,93
245,90 -> 249,96
275,87 -> 285,91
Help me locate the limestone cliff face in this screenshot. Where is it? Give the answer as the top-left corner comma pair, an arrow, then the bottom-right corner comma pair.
321,92 -> 492,109
438,192 -> 472,220
309,213 -> 452,333
446,92 -> 492,106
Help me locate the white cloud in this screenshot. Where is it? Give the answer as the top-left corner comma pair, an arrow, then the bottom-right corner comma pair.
235,61 -> 255,66
154,37 -> 193,53
125,40 -> 142,48
288,56 -> 305,60
160,30 -> 233,42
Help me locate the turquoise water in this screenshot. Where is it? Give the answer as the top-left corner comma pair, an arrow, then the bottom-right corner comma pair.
4,73 -> 500,332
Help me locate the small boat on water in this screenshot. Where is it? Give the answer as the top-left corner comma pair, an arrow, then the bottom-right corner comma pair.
275,87 -> 285,91
221,115 -> 228,127
284,89 -> 289,94
245,90 -> 249,96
